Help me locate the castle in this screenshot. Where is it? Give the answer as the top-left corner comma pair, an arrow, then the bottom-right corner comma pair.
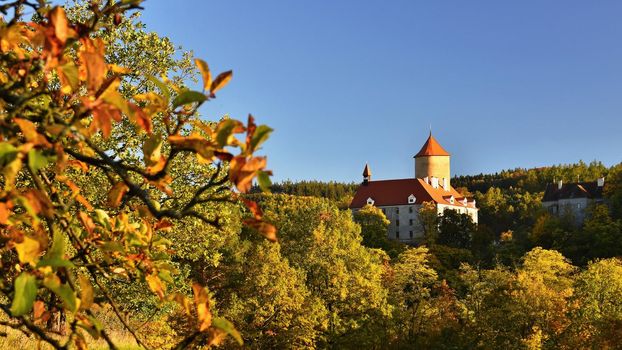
542,178 -> 605,223
349,133 -> 478,243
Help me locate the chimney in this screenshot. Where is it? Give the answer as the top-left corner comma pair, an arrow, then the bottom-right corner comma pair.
557,180 -> 563,190
442,177 -> 449,191
597,177 -> 605,187
424,176 -> 429,184
431,176 -> 439,189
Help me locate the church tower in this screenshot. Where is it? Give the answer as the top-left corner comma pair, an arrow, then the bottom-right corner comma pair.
414,132 -> 451,187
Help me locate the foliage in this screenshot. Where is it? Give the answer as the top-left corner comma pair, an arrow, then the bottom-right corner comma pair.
353,204 -> 404,258
0,2 -> 274,349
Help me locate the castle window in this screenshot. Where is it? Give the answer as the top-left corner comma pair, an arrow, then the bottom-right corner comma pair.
366,197 -> 374,205
409,231 -> 413,238
409,219 -> 413,225
396,230 -> 400,239
409,206 -> 413,213
408,194 -> 416,204
396,207 -> 400,214
396,219 -> 400,226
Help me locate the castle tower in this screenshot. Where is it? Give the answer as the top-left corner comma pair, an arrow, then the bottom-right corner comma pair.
414,132 -> 451,187
362,163 -> 371,184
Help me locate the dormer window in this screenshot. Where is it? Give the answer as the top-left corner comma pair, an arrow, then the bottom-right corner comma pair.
366,197 -> 375,205
450,197 -> 454,204
462,198 -> 468,206
408,194 -> 416,204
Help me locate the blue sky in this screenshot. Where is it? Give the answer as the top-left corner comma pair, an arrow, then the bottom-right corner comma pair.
140,0 -> 622,183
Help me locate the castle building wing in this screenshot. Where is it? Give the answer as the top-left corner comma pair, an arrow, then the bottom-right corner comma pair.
542,181 -> 604,202
349,178 -> 475,209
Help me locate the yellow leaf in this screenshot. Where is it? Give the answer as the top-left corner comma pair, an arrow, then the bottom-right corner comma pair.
193,284 -> 212,332
194,58 -> 212,91
79,275 -> 94,310
15,236 -> 41,265
146,274 -> 165,300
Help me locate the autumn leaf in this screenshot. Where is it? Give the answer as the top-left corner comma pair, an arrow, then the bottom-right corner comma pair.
43,275 -> 79,312
244,218 -> 277,242
10,273 -> 37,316
168,134 -> 217,161
79,38 -> 106,92
216,119 -> 244,148
79,275 -> 94,310
229,156 -> 267,193
0,202 -> 11,225
49,7 -> 69,44
15,235 -> 41,265
195,58 -> 212,91
210,70 -> 233,94
57,61 -> 79,94
172,90 -> 207,108
106,182 -> 129,208
193,284 -> 212,332
146,274 -> 165,300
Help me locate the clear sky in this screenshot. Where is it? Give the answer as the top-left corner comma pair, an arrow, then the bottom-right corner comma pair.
140,0 -> 622,183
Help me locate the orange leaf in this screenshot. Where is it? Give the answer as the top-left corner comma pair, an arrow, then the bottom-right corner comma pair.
154,219 -> 173,231
67,160 -> 89,172
168,134 -> 217,160
244,218 -> 277,242
0,202 -> 11,225
128,103 -> 152,134
49,7 -> 68,44
210,70 -> 232,95
33,300 -> 45,320
241,198 -> 263,219
78,212 -> 94,236
14,118 -> 50,147
229,156 -> 267,193
91,103 -> 121,138
106,182 -> 129,208
193,284 -> 212,332
79,38 -> 106,93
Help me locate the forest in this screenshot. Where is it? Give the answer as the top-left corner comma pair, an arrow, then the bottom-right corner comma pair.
1,1 -> 622,349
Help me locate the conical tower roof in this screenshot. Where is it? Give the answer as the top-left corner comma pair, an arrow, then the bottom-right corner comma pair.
362,163 -> 371,177
414,132 -> 450,157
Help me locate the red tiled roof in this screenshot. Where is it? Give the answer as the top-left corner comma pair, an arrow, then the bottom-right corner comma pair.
350,178 -> 476,209
415,133 -> 450,157
542,181 -> 604,202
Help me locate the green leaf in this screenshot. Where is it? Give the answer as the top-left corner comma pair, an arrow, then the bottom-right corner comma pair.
10,273 -> 37,316
147,75 -> 170,102
59,62 -> 79,92
172,90 -> 207,109
38,230 -> 74,268
216,119 -> 238,148
257,170 -> 272,192
250,125 -> 273,153
143,133 -> 162,164
0,142 -> 18,167
212,317 -> 243,345
27,149 -> 50,173
43,275 -> 79,312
